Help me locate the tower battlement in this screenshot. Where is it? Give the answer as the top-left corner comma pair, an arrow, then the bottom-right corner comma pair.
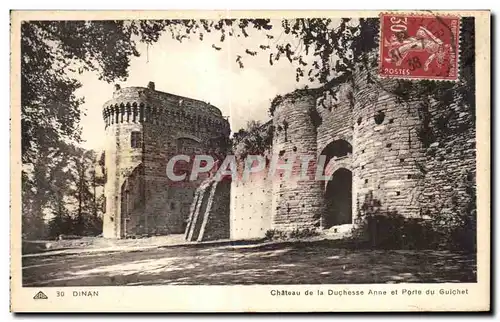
102,82 -> 229,136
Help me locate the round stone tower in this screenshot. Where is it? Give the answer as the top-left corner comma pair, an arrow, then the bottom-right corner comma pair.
101,82 -> 230,238
352,67 -> 426,219
271,93 -> 325,231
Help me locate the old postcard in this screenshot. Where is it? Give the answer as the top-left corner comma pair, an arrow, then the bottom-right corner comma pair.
10,10 -> 490,312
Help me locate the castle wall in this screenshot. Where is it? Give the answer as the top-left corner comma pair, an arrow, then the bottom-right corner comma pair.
102,122 -> 143,238
418,99 -> 476,219
316,83 -> 354,153
185,179 -> 231,241
120,164 -> 145,237
352,68 -> 427,218
222,64 -> 475,241
349,66 -> 476,229
316,82 -> 356,229
417,16 -> 477,222
102,69 -> 475,242
271,95 -> 325,231
230,169 -> 272,240
198,179 -> 231,241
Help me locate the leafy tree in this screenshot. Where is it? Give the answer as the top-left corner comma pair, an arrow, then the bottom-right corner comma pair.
21,20 -> 145,236
232,120 -> 275,160
22,17 -> 475,164
22,18 -> 472,158
22,144 -> 75,238
68,147 -> 96,235
22,140 -> 103,238
126,18 -> 474,123
47,197 -> 73,239
21,21 -> 139,166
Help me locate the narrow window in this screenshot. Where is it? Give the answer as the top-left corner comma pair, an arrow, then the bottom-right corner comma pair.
131,131 -> 142,148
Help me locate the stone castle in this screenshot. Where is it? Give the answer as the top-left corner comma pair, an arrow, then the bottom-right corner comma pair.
102,66 -> 476,241
101,81 -> 230,238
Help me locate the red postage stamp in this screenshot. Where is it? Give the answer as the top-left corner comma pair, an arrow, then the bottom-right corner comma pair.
379,13 -> 460,81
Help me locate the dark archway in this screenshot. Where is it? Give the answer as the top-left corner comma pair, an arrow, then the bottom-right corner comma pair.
324,168 -> 352,228
319,139 -> 352,175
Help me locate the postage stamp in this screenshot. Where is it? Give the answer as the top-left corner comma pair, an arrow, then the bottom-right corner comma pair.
379,13 -> 461,81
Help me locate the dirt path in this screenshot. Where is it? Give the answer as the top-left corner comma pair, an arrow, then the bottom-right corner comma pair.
22,241 -> 476,286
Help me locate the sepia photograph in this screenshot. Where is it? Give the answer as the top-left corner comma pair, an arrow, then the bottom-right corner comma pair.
10,10 -> 490,312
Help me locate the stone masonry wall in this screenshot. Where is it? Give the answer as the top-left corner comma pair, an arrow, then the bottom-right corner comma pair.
230,166 -> 272,240
185,179 -> 231,241
316,82 -> 355,227
102,83 -> 230,238
417,16 -> 477,222
418,99 -> 476,220
352,68 -> 427,219
316,82 -> 354,154
199,179 -> 231,241
102,122 -> 143,238
213,62 -> 476,243
271,95 -> 325,231
104,67 -> 475,241
225,64 -> 475,240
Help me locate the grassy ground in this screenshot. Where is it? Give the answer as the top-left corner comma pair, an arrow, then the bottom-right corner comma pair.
22,240 -> 476,286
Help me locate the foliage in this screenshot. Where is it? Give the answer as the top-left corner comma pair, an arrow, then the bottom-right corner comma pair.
48,211 -> 103,239
355,213 -> 432,250
22,142 -> 104,239
423,171 -> 477,252
269,95 -> 284,117
308,106 -> 322,128
21,20 -> 144,167
395,18 -> 475,116
125,18 -> 379,91
353,192 -> 432,249
416,98 -> 436,148
22,17 -> 475,165
268,89 -> 312,116
354,189 -> 476,252
232,120 -> 274,160
390,17 -> 475,147
21,20 -> 160,237
264,229 -> 280,240
288,227 -> 320,239
265,228 -> 319,241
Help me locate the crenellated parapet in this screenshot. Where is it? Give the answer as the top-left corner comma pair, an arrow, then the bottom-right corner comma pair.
102,84 -> 230,136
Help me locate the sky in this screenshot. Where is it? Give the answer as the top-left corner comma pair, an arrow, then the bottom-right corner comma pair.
75,20 -> 322,151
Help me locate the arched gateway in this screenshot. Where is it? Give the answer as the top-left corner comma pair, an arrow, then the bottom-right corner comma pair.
324,168 -> 353,228
319,139 -> 354,229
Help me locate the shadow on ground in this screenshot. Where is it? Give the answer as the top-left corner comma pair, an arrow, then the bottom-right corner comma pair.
22,241 -> 477,286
